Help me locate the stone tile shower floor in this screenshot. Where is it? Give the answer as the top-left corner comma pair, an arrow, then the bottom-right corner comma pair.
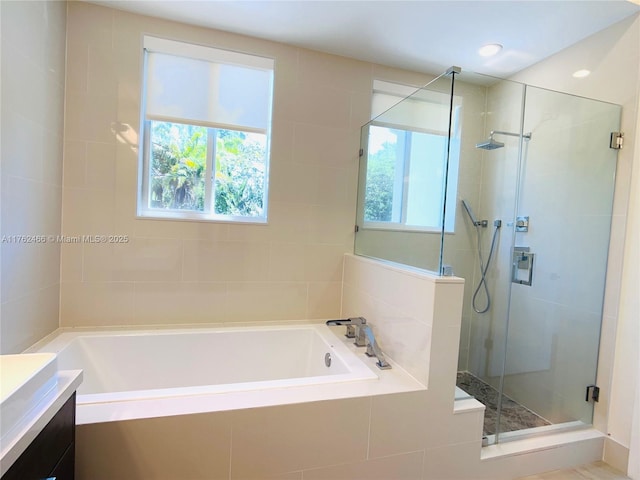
456,371 -> 551,436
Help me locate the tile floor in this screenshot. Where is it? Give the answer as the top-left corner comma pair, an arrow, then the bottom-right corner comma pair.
516,461 -> 630,479
456,371 -> 550,436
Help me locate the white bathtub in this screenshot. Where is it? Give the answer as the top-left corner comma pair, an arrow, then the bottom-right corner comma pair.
27,323 -> 422,425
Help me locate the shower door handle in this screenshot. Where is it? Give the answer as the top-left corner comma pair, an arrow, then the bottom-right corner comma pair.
512,247 -> 534,286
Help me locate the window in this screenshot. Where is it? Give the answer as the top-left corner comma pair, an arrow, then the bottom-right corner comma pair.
362,80 -> 460,232
139,37 -> 274,222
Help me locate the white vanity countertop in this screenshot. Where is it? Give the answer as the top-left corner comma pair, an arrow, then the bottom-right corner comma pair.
0,354 -> 82,476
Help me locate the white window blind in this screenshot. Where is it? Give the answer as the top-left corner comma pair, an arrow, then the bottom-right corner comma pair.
144,36 -> 274,133
371,80 -> 451,134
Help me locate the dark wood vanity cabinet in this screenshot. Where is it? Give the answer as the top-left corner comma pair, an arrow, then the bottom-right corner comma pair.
2,393 -> 76,480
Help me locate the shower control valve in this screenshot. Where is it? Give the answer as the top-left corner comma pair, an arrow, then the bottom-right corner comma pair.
515,216 -> 529,232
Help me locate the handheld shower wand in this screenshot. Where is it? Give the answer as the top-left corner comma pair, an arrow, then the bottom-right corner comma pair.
471,219 -> 501,314
462,199 -> 487,228
461,199 -> 501,314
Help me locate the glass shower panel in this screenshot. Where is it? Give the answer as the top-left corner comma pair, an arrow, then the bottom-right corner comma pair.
445,72 -> 526,438
498,87 -> 620,437
355,71 -> 456,274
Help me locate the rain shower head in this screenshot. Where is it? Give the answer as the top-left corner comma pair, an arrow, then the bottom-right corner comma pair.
476,137 -> 505,150
476,130 -> 532,150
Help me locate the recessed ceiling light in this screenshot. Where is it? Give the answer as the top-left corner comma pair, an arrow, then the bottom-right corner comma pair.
478,44 -> 503,57
572,69 -> 591,78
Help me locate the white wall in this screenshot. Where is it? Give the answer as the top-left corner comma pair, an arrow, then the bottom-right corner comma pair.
623,87 -> 640,479
512,13 -> 640,474
0,1 -> 67,353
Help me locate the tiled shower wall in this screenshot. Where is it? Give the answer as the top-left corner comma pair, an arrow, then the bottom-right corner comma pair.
0,1 -> 67,353
60,2 -> 434,327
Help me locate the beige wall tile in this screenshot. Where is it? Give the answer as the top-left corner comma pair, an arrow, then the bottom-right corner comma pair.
60,243 -> 83,283
423,441 -> 483,479
133,282 -> 228,325
62,187 -> 116,236
225,222 -> 271,244
297,49 -> 372,94
60,281 -> 135,327
264,472 -> 302,480
269,160 -> 320,205
268,242 -> 307,281
308,204 -> 356,246
76,412 -> 232,480
83,237 -> 183,282
182,240 -> 269,282
86,142 -> 117,190
1,47 -> 46,125
230,398 -> 370,478
59,2 -> 378,326
64,91 -> 119,144
264,201 -> 312,244
303,451 -> 424,480
293,123 -> 356,167
225,282 -> 308,322
1,110 -> 43,182
307,281 -> 342,319
286,83 -> 353,129
132,218 -> 207,241
0,285 -> 60,353
340,255 -> 463,387
304,244 -> 346,282
63,141 -> 87,187
368,391 -> 431,458
2,241 -> 47,303
0,0 -> 66,353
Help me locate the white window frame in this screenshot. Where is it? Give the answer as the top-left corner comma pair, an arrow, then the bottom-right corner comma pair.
137,36 -> 274,223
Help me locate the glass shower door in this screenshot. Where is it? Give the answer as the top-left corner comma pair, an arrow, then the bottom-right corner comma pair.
496,86 -> 621,439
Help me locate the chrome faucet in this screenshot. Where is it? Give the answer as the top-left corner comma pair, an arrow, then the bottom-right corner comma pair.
326,317 -> 391,370
361,324 -> 392,369
326,317 -> 367,346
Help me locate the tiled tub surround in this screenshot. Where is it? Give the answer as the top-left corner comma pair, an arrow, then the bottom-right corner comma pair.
22,253 -> 606,479
341,255 -> 605,480
27,252 -> 493,480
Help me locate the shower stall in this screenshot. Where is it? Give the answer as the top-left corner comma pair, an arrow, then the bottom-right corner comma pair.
355,68 -> 621,444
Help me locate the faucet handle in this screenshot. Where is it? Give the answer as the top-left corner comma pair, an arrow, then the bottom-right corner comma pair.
346,316 -> 366,325
326,317 -> 367,346
325,317 -> 366,327
362,325 -> 392,370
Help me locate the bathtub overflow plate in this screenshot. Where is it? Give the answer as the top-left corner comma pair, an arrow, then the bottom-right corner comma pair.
324,352 -> 332,367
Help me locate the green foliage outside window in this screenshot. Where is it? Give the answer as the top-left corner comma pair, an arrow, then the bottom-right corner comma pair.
149,121 -> 266,217
364,140 -> 396,222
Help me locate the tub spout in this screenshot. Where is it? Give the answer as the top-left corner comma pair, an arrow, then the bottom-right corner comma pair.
361,325 -> 392,370
326,317 -> 367,346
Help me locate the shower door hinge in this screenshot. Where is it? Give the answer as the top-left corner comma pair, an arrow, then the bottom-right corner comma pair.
610,132 -> 623,149
354,225 -> 360,233
585,384 -> 600,403
359,148 -> 364,157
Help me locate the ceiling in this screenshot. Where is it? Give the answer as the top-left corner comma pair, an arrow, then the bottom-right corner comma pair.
91,0 -> 640,77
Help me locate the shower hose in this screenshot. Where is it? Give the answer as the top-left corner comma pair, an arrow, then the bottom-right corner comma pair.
472,221 -> 501,314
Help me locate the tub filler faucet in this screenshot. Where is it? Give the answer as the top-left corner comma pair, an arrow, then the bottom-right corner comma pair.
326,317 -> 392,370
326,317 -> 367,346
